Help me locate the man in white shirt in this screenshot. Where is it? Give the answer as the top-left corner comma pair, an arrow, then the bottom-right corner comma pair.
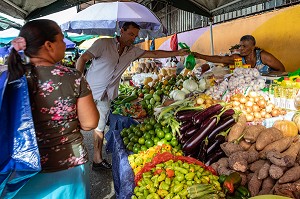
76,22 -> 188,170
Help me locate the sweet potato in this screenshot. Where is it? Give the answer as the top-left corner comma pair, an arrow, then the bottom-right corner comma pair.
258,161 -> 271,180
227,114 -> 247,142
259,136 -> 295,159
278,165 -> 300,184
249,160 -> 267,172
258,176 -> 276,195
243,124 -> 266,143
256,127 -> 283,151
220,142 -> 244,157
248,171 -> 263,197
281,141 -> 300,163
269,164 -> 288,180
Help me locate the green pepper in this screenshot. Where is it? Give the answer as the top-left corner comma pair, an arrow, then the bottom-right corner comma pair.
165,177 -> 171,185
143,189 -> 149,197
182,163 -> 190,169
173,184 -> 184,193
172,195 -> 180,199
218,174 -> 226,184
143,172 -> 152,178
148,187 -> 157,194
131,195 -> 138,199
159,181 -> 169,191
164,193 -> 174,199
223,172 -> 242,194
175,173 -> 185,182
178,188 -> 188,196
157,172 -> 166,182
185,172 -> 195,181
236,186 -> 251,197
174,166 -> 188,174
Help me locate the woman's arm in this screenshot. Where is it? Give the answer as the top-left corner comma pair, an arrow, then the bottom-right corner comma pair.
192,52 -> 238,65
139,49 -> 189,58
77,93 -> 99,131
261,51 -> 285,72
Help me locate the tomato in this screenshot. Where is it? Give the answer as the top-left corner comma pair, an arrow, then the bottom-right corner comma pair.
120,129 -> 128,137
170,139 -> 179,147
132,146 -> 139,154
149,117 -> 156,125
140,145 -> 148,151
164,133 -> 173,141
145,124 -> 153,131
126,142 -> 134,151
128,133 -> 135,139
148,129 -> 155,136
139,124 -> 146,132
156,129 -> 165,139
162,126 -> 170,134
145,139 -> 154,148
130,136 -> 138,143
143,118 -> 150,124
135,130 -> 143,137
153,137 -> 160,145
138,137 -> 145,145
154,123 -> 162,129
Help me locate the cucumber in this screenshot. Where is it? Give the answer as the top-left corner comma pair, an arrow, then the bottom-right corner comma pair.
121,94 -> 138,104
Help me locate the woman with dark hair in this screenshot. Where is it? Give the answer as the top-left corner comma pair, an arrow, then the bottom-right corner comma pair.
192,35 -> 285,73
8,19 -> 99,199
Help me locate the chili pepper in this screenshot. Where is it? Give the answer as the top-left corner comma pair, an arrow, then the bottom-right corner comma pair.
223,172 -> 242,194
236,186 -> 251,198
218,174 -> 227,184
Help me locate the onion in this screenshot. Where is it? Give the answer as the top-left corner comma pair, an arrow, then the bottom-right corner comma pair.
232,96 -> 239,101
271,109 -> 279,117
232,101 -> 241,107
260,110 -> 267,118
280,109 -> 287,115
265,105 -> 273,113
249,97 -> 255,102
246,107 -> 252,113
240,104 -> 245,110
265,113 -> 272,118
249,91 -> 258,98
245,101 -> 254,107
254,97 -> 260,103
246,114 -> 254,122
254,112 -> 262,119
239,96 -> 247,104
257,99 -> 266,108
205,99 -> 213,104
252,104 -> 261,112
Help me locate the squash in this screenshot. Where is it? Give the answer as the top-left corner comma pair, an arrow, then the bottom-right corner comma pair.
272,120 -> 298,137
292,112 -> 300,132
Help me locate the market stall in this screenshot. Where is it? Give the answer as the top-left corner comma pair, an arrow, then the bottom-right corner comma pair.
106,60 -> 300,199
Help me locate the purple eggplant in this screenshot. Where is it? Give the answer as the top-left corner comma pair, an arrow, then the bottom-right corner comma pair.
220,109 -> 235,119
184,125 -> 200,138
205,149 -> 226,166
207,135 -> 226,155
192,104 -> 223,125
179,121 -> 193,133
197,139 -> 208,162
176,110 -> 200,122
207,116 -> 236,141
183,116 -> 218,153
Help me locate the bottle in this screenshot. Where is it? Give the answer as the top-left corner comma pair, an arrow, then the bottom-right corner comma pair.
294,78 -> 300,110
280,77 -> 292,109
268,80 -> 275,104
234,58 -> 243,68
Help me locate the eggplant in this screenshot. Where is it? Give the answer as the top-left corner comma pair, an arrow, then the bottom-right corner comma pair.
205,149 -> 226,166
176,110 -> 200,122
197,139 -> 208,162
207,135 -> 226,155
179,121 -> 193,133
192,104 -> 223,125
207,116 -> 236,141
182,116 -> 217,153
184,125 -> 200,138
220,109 -> 235,119
179,133 -> 189,145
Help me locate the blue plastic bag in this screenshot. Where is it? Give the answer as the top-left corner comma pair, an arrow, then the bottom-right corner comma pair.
0,72 -> 41,199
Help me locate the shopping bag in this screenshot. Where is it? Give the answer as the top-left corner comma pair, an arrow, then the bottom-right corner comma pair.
178,42 -> 196,70
0,73 -> 41,199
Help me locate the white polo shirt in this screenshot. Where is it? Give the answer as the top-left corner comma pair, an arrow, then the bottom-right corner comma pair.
86,38 -> 145,101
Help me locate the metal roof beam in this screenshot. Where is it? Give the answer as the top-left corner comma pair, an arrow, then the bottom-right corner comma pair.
3,0 -> 28,15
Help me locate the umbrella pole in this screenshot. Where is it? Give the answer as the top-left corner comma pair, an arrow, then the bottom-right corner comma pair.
209,17 -> 214,55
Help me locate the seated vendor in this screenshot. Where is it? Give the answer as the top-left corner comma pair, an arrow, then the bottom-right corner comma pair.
192,35 -> 285,73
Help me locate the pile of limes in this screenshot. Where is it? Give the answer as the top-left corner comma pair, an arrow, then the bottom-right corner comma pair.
120,117 -> 181,153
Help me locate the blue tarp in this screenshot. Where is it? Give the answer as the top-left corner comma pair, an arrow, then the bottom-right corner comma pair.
105,113 -> 138,199
0,46 -> 9,57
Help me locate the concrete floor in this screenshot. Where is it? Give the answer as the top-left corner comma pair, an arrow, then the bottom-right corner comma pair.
82,130 -> 116,199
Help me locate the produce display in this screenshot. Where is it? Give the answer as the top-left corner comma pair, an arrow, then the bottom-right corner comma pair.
111,67 -> 300,199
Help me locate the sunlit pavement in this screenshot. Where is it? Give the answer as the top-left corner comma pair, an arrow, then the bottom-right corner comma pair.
82,130 -> 116,199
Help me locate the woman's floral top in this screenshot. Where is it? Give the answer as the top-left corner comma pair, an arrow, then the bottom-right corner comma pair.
31,65 -> 91,172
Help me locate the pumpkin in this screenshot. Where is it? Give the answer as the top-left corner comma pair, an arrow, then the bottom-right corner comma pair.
272,120 -> 298,137
292,112 -> 300,132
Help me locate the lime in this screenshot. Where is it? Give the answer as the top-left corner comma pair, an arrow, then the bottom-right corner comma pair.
150,98 -> 156,105
144,132 -> 151,140
126,142 -> 134,151
138,137 -> 145,145
149,117 -> 156,126
135,130 -> 143,137
128,133 -> 135,139
120,129 -> 128,137
162,126 -> 171,134
140,145 -> 148,151
145,124 -> 153,131
170,138 -> 178,147
123,137 -> 130,146
148,129 -> 155,136
130,136 -> 139,143
132,146 -> 139,154
139,124 -> 146,132
153,137 -> 160,145
156,129 -> 165,139
164,133 -> 173,141
154,123 -> 162,129
143,118 -> 150,124
145,139 -> 154,148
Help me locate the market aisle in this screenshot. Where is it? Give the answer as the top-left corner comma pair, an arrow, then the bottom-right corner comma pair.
82,130 -> 116,199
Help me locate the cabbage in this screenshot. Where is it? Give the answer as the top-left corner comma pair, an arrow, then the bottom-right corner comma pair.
183,79 -> 198,91
172,90 -> 186,101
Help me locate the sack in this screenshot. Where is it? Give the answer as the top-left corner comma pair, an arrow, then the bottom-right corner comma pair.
0,72 -> 41,199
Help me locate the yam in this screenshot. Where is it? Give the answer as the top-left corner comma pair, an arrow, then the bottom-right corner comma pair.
259,136 -> 295,159
267,151 -> 295,167
256,127 -> 283,151
247,172 -> 255,184
220,142 -> 244,157
278,165 -> 300,184
258,161 -> 271,180
243,124 -> 266,143
258,176 -> 276,195
273,182 -> 300,199
239,139 -> 252,151
228,151 -> 259,172
249,160 -> 267,172
281,141 -> 300,163
237,171 -> 248,186
216,158 -> 235,175
227,114 -> 247,142
269,164 -> 288,180
248,171 -> 263,197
